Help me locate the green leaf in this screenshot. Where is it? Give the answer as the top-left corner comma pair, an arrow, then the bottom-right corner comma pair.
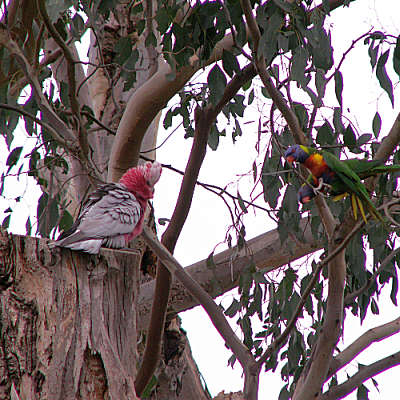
293,102 -> 309,131
393,35 -> 400,77
357,384 -> 369,400
333,107 -> 345,134
372,112 -> 382,138
155,7 -> 171,35
310,26 -> 333,71
368,43 -> 379,69
208,124 -> 220,150
224,299 -> 241,317
371,298 -> 379,314
343,124 -> 356,149
59,210 -> 73,232
316,121 -> 334,145
282,184 -> 298,215
232,119 -> 242,142
239,316 -> 253,348
206,252 -> 216,269
376,49 -> 394,107
315,69 -> 326,99
291,47 -> 309,88
25,217 -> 32,235
1,214 -> 11,229
47,0 -> 72,22
97,0 -> 115,18
237,191 -> 248,214
208,64 -> 227,105
6,146 -> 22,171
356,133 -> 372,147
115,37 -> 133,65
278,385 -> 290,400
258,11 -> 282,64
334,70 -> 343,107
273,0 -> 296,13
59,81 -> 70,107
37,193 -> 48,236
248,88 -> 255,105
321,0 -> 330,13
71,13 -> 85,39
252,161 -> 257,182
390,268 -> 398,306
222,49 -> 240,77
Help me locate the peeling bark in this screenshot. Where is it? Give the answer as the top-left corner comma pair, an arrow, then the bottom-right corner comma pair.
0,230 -> 140,400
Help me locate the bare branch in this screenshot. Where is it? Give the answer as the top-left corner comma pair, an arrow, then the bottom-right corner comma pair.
0,103 -> 69,147
135,105 -> 211,396
140,227 -> 258,395
321,351 -> 400,400
327,316 -> 400,379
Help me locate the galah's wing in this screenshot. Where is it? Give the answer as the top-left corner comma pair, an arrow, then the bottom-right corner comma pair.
56,183 -> 141,246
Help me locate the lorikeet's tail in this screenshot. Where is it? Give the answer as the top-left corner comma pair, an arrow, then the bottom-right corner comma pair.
368,164 -> 400,175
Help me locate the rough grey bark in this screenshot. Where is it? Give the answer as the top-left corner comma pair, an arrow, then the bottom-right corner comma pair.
0,230 -> 141,400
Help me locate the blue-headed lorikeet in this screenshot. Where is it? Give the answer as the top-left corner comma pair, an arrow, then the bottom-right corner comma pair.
298,182 -> 317,204
284,145 -> 400,222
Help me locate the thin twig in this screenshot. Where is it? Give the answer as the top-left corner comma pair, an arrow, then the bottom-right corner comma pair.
0,103 -> 69,147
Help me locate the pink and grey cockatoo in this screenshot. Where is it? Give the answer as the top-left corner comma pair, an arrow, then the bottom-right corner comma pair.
50,161 -> 162,254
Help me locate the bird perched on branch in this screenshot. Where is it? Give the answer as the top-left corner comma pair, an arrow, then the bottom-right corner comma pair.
297,182 -> 317,205
50,161 -> 162,254
285,145 -> 400,222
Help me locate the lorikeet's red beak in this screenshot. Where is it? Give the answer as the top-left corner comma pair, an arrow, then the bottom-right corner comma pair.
286,155 -> 295,163
301,196 -> 312,204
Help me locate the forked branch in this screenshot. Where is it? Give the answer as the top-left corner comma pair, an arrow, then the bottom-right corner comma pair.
321,350 -> 400,400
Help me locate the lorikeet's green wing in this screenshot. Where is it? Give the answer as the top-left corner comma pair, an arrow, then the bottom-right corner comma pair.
321,151 -> 383,221
342,159 -> 382,177
343,158 -> 400,178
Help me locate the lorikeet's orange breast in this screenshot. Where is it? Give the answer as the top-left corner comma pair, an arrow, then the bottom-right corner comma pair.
304,153 -> 330,178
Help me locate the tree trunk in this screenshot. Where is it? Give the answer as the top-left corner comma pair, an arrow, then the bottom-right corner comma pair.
0,230 -> 140,399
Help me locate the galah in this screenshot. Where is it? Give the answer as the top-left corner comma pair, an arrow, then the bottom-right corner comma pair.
50,161 -> 162,254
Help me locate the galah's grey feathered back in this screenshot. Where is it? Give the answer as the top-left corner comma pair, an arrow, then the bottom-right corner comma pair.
50,161 -> 162,254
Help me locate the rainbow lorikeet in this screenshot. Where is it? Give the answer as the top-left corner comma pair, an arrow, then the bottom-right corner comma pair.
284,145 -> 400,222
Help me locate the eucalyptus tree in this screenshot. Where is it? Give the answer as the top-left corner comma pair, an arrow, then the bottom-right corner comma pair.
0,1 -> 400,399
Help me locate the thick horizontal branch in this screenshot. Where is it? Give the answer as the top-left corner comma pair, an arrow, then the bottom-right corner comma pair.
321,350 -> 400,400
138,217 -> 321,329
327,316 -> 400,379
